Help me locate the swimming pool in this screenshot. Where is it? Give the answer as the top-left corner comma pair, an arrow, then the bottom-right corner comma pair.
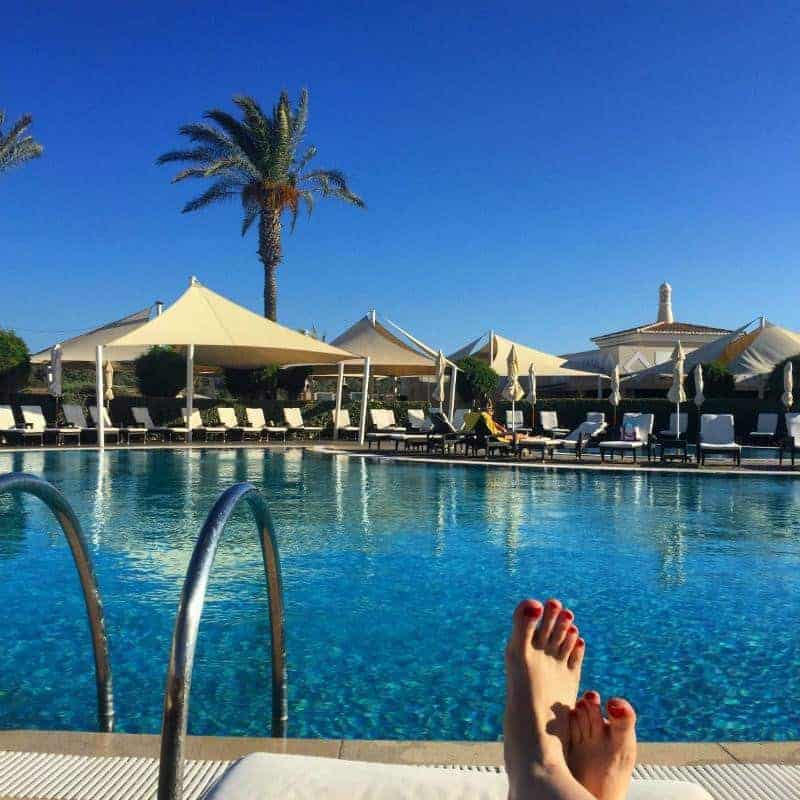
0,448 -> 798,742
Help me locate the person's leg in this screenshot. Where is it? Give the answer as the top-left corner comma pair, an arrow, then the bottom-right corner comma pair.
504,598 -> 595,800
568,691 -> 637,800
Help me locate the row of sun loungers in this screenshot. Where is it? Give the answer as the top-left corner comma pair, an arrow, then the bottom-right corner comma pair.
3,402 -> 800,467
0,404 -> 327,446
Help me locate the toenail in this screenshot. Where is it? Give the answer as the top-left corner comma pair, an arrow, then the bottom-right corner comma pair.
576,638 -> 585,647
568,625 -> 578,634
523,605 -> 542,619
546,599 -> 559,609
608,702 -> 626,718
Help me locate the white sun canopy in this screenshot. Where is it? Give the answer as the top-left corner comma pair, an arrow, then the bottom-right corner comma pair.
309,311 -> 458,435
92,277 -> 357,447
30,307 -> 154,365
311,312 -> 440,377
450,331 -> 604,379
106,278 -> 355,368
625,319 -> 800,389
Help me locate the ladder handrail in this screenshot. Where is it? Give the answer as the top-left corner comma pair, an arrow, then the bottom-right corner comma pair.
157,482 -> 287,800
0,472 -> 115,732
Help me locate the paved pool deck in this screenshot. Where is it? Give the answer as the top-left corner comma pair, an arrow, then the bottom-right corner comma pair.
0,731 -> 798,767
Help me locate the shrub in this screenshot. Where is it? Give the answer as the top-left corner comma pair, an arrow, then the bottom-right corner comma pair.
685,360 -> 735,398
0,329 -> 30,396
223,365 -> 279,400
456,357 -> 499,408
134,346 -> 186,397
278,365 -> 312,400
767,357 -> 800,406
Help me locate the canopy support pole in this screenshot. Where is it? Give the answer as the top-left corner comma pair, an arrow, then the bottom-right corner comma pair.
358,357 -> 371,445
333,362 -> 345,440
186,345 -> 194,445
448,363 -> 457,421
95,346 -> 105,449
596,374 -> 603,400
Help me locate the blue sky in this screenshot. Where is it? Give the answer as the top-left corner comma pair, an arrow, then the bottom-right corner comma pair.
3,2 -> 800,356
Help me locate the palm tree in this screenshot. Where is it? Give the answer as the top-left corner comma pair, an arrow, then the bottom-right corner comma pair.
157,90 -> 364,320
0,111 -> 43,175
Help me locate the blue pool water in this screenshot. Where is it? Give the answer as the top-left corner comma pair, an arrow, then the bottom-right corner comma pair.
0,448 -> 799,742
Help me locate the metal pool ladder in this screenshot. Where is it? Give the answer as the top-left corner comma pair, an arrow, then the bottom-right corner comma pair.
157,481 -> 287,800
0,473 -> 115,732
0,473 -> 288,800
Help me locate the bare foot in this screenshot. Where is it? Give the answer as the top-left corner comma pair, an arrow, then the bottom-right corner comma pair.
504,598 -> 593,800
567,691 -> 637,800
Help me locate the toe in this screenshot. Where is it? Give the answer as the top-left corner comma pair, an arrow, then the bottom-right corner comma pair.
557,624 -> 579,660
508,599 -> 543,655
575,698 -> 591,740
606,697 -> 637,739
567,637 -> 585,670
546,608 -> 575,654
585,692 -> 604,738
569,707 -> 582,746
533,597 -> 561,648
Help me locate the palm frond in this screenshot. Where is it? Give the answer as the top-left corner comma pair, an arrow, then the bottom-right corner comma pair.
204,109 -> 260,163
294,145 -> 317,172
181,180 -> 238,213
289,89 -> 309,150
156,146 -> 216,166
0,112 -> 43,175
241,204 -> 259,236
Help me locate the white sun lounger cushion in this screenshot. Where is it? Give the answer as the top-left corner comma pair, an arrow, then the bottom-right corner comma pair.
205,753 -> 712,800
600,440 -> 647,450
699,414 -> 738,446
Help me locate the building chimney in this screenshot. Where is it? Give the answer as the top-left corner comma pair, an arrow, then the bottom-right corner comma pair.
155,301 -> 164,316
658,282 -> 674,323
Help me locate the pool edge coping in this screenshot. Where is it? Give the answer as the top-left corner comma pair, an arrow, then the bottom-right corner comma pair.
0,730 -> 798,766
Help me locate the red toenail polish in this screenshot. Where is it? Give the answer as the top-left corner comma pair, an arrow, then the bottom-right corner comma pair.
608,703 -> 626,718
546,599 -> 558,609
523,605 -> 541,619
576,638 -> 585,647
559,610 -> 573,621
568,625 -> 578,634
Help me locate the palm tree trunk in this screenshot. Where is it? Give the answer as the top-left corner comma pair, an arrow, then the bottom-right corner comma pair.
258,210 -> 282,320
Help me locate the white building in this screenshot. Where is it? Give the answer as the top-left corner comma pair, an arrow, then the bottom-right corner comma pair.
562,283 -> 731,375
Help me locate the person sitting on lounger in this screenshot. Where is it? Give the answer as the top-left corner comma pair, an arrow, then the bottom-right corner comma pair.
504,597 -> 637,800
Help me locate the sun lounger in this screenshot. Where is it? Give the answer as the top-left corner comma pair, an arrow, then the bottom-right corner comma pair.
659,412 -> 688,438
452,408 -> 468,431
283,407 -> 323,439
505,409 -> 531,433
599,413 -> 655,462
407,408 -> 434,431
183,409 -> 227,441
132,407 -> 188,442
21,405 -> 79,446
515,434 -> 559,461
539,410 -> 569,438
204,752 -> 714,799
780,412 -> 800,467
217,407 -> 260,441
552,418 -> 608,460
698,413 -> 741,466
366,408 -> 406,449
0,404 -> 41,446
245,408 -> 288,442
748,412 -> 779,446
62,404 -> 93,444
332,408 -> 360,439
94,406 -> 148,444
87,405 -> 125,444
